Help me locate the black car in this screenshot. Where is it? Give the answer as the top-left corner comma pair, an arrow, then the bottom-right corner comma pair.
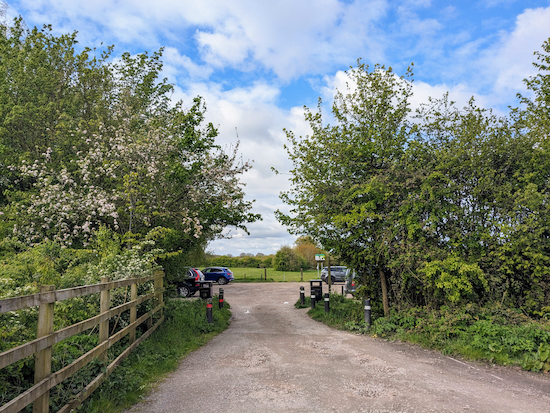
170,267 -> 204,297
320,266 -> 347,284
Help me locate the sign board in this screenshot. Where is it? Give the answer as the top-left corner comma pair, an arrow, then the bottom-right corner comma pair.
315,254 -> 325,261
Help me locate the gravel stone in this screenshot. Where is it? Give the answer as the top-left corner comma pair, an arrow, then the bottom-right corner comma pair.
124,283 -> 550,413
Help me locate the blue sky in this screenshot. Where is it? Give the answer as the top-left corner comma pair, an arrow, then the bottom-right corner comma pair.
4,0 -> 550,256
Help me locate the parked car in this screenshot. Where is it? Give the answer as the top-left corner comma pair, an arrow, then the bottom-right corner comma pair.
320,266 -> 347,284
171,267 -> 204,297
343,268 -> 357,296
202,267 -> 234,285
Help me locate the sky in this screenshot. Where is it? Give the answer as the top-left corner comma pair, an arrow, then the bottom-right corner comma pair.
3,0 -> 550,256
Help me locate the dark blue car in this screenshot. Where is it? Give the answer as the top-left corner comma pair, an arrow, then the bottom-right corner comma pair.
202,267 -> 234,285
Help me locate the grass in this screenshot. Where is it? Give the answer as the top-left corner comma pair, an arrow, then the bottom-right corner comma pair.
296,294 -> 550,373
77,295 -> 232,413
231,267 -> 320,282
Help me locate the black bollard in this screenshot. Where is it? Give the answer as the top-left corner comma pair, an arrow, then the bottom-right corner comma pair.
324,293 -> 330,314
207,298 -> 213,323
219,288 -> 224,309
311,293 -> 316,308
364,298 -> 371,329
300,286 -> 305,305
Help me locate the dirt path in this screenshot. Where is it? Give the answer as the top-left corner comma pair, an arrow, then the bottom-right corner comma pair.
125,283 -> 550,413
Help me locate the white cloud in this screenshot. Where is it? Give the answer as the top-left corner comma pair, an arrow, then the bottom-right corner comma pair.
167,79 -> 312,255
196,18 -> 252,68
479,6 -> 550,99
162,47 -> 214,81
12,0 -> 390,80
8,0 -> 550,256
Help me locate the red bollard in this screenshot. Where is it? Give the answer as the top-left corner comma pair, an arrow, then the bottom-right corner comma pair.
207,299 -> 213,323
219,288 -> 224,309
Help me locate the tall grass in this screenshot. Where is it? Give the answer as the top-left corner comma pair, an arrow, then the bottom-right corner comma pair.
78,296 -> 231,413
297,294 -> 550,372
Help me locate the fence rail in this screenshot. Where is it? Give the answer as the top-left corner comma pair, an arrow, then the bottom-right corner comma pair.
0,271 -> 165,413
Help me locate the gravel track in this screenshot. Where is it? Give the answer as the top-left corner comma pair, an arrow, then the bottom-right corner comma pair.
125,282 -> 550,413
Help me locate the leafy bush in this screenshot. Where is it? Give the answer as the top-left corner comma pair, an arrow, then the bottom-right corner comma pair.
419,255 -> 488,305
370,304 -> 550,370
274,246 -> 307,271
298,294 -> 550,372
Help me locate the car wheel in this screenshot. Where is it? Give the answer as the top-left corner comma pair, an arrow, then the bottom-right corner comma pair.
178,284 -> 191,297
217,276 -> 228,285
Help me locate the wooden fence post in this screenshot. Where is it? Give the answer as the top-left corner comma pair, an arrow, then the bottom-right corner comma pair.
99,277 -> 110,363
33,285 -> 55,413
154,270 -> 164,318
159,272 -> 164,314
129,282 -> 137,345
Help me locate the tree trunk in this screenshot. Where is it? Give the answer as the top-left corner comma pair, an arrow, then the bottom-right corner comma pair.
379,267 -> 389,317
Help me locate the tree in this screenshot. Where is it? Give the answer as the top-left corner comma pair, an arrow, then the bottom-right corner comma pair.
293,236 -> 319,268
277,56 -> 549,313
273,246 -> 307,271
519,37 -> 550,141
0,18 -> 113,209
278,62 -> 414,315
0,18 -> 261,278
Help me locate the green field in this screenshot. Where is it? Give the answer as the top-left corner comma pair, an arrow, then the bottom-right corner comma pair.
230,267 -> 320,282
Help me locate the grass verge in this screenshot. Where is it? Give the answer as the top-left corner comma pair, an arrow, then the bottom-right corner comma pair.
296,294 -> 550,373
77,296 -> 231,413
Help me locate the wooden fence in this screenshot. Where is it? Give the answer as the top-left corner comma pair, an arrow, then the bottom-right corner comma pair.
0,270 -> 164,413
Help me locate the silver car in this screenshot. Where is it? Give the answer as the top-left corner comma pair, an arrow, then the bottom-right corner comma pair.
320,266 -> 347,284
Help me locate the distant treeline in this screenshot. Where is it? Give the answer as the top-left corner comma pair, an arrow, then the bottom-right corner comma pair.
206,255 -> 274,268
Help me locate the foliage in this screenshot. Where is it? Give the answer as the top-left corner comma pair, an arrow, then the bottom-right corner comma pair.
273,245 -> 308,271
369,304 -> 550,370
278,62 -> 414,315
294,236 -> 321,268
0,19 -> 113,208
419,254 -> 488,304
298,294 -> 550,372
280,40 -> 550,315
79,297 -> 231,413
0,17 -> 260,280
0,296 -> 231,412
0,240 -> 96,298
0,232 -> 166,410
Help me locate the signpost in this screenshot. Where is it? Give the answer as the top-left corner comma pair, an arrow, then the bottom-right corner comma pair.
315,254 -> 325,279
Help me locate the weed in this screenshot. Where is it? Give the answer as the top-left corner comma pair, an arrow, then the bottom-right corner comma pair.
76,296 -> 231,412
297,295 -> 550,372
